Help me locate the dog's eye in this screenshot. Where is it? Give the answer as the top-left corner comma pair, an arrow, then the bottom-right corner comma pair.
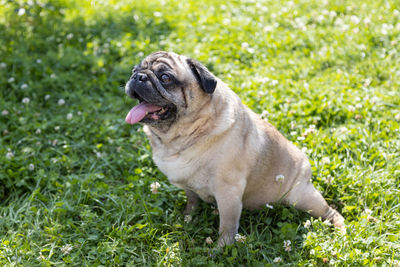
160,74 -> 171,83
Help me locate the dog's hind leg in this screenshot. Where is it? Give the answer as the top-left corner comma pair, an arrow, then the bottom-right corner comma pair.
286,180 -> 345,232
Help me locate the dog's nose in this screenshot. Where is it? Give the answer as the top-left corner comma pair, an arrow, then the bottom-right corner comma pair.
134,72 -> 148,82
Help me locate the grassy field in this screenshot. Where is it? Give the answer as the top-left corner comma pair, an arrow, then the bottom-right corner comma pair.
1,0 -> 400,265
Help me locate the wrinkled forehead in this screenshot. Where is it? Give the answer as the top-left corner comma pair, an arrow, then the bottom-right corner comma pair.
136,51 -> 188,75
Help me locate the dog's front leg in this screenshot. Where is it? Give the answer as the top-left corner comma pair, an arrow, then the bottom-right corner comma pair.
215,181 -> 245,247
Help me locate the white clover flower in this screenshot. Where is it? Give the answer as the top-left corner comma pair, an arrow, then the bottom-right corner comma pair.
2,110 -> 9,116
8,77 -> 15,83
275,174 -> 285,182
273,257 -> 282,263
150,182 -> 160,194
266,203 -> 274,209
21,83 -> 28,89
0,62 -> 6,68
365,208 -> 372,215
205,237 -> 213,245
234,233 -> 246,243
283,240 -> 292,252
304,220 -> 311,228
28,164 -> 35,171
45,94 -> 51,100
18,8 -> 26,16
66,113 -> 73,120
184,215 -> 192,223
58,99 -> 65,105
321,157 -> 331,165
323,220 -> 332,226
6,151 -> 14,159
271,80 -> 279,86
22,97 -> 30,104
60,244 -> 73,255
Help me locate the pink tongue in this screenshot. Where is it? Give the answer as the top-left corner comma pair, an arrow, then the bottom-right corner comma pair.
125,102 -> 162,124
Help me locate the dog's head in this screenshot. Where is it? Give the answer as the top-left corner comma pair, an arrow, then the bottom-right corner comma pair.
125,51 -> 217,129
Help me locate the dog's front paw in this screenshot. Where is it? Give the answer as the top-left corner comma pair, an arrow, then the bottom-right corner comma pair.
217,232 -> 236,247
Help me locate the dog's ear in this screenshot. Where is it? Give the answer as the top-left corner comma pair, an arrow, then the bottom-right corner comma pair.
186,58 -> 217,94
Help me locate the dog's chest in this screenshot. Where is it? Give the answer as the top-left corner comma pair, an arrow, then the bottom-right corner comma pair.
153,153 -> 215,202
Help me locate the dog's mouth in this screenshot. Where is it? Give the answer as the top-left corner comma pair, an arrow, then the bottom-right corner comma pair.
125,94 -> 176,124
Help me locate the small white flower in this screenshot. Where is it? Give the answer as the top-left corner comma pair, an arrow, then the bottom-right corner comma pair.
36,59 -> 42,64
266,203 -> 274,209
321,157 -> 331,165
395,113 -> 400,121
28,164 -> 35,171
323,220 -> 332,226
241,42 -> 249,49
205,237 -> 213,245
66,33 -> 74,39
150,182 -> 160,194
275,174 -> 285,182
355,103 -> 362,109
8,77 -> 15,83
260,110 -> 269,119
153,11 -> 162,17
283,240 -> 292,252
310,249 -> 315,255
66,113 -> 73,120
365,208 -> 372,215
60,244 -> 73,255
54,126 -> 60,131
271,80 -> 279,86
21,83 -> 28,89
22,97 -> 30,104
6,151 -> 14,159
2,110 -> 9,116
348,105 -> 355,112
45,94 -> 51,100
18,8 -> 26,16
304,220 -> 311,228
273,257 -> 282,263
58,99 -> 65,105
234,233 -> 246,243
0,62 -> 6,68
35,129 -> 41,134
297,136 -> 305,141
184,215 -> 192,223
50,73 -> 57,79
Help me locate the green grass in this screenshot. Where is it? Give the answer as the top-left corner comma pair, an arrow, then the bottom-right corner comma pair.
1,0 -> 399,265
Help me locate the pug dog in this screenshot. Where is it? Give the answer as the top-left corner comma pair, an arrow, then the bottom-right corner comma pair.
125,51 -> 345,246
